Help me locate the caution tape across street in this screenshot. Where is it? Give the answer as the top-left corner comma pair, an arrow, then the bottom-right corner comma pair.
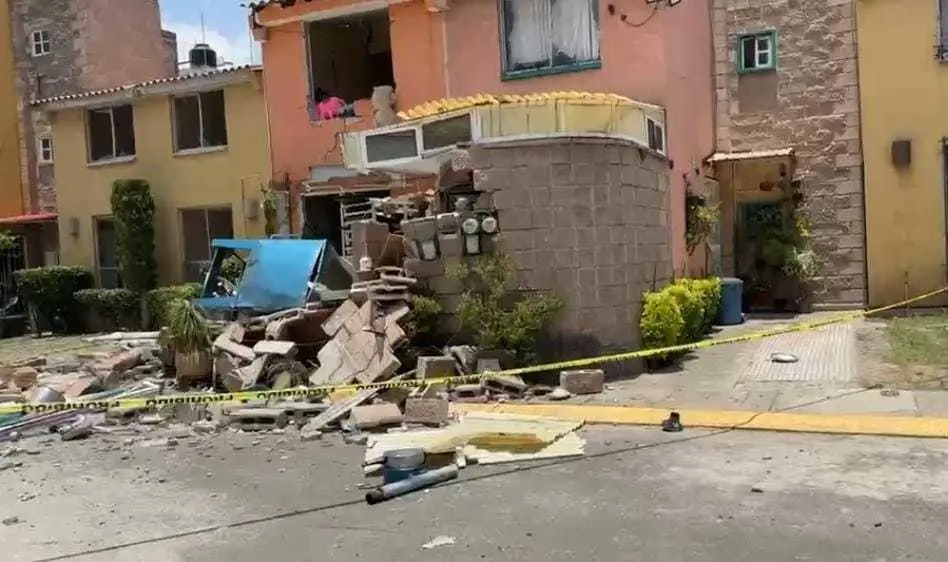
1,286 -> 945,416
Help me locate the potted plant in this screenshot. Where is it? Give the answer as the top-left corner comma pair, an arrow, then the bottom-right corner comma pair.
165,299 -> 211,383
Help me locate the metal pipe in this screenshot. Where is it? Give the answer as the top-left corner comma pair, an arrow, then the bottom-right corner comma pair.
365,463 -> 459,505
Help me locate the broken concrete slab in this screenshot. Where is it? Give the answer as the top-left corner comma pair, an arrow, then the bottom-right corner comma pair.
484,374 -> 527,396
559,369 -> 605,395
252,340 -> 297,357
349,402 -> 404,430
212,331 -> 255,362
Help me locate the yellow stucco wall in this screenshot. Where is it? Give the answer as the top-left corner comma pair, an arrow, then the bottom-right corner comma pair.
52,80 -> 270,285
858,0 -> 948,307
0,0 -> 24,218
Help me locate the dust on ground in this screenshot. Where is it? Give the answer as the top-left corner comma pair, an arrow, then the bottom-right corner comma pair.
855,314 -> 948,390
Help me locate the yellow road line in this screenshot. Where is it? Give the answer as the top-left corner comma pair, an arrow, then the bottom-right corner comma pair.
453,403 -> 948,439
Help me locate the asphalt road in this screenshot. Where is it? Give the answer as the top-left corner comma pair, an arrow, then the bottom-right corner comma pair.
4,423 -> 948,562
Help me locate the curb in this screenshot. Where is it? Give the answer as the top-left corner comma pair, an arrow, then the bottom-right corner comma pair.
453,403 -> 948,439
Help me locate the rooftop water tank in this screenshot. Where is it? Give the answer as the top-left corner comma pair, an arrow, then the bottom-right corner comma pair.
188,43 -> 218,69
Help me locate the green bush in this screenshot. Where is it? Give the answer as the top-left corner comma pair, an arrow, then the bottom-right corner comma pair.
14,266 -> 94,333
220,255 -> 245,284
640,290 -> 685,355
75,288 -> 140,332
111,179 -> 157,291
639,277 -> 723,355
403,294 -> 443,342
449,247 -> 564,362
145,284 -> 202,329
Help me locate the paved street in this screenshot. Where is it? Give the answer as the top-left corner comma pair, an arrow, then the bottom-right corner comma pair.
4,425 -> 948,562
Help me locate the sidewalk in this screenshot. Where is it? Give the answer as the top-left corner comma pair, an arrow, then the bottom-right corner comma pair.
563,314 -> 948,419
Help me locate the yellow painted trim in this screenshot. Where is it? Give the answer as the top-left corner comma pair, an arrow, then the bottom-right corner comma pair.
453,403 -> 948,439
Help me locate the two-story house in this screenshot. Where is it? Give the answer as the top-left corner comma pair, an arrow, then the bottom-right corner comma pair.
0,0 -> 176,310
30,61 -> 271,286
709,0 -> 866,311
249,0 -> 715,271
856,0 -> 948,307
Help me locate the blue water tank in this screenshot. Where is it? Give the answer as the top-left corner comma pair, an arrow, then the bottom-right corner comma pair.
718,277 -> 744,326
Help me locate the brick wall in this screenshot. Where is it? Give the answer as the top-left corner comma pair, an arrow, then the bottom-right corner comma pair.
477,138 -> 672,367
712,0 -> 866,307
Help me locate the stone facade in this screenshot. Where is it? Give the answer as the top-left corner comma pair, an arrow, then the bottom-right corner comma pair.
403,136 -> 672,372
9,0 -> 176,215
712,0 -> 866,307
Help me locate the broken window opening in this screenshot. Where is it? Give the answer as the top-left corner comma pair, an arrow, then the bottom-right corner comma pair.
181,207 -> 235,282
173,90 -> 228,151
306,9 -> 394,121
87,105 -> 136,162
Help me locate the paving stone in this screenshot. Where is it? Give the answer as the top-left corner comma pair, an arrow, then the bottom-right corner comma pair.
404,397 -> 450,425
349,402 -> 404,429
740,324 -> 855,383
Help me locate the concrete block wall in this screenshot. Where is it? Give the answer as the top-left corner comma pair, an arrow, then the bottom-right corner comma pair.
472,137 -> 672,357
403,136 -> 673,369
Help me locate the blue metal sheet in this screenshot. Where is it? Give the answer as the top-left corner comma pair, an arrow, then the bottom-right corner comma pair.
211,238 -> 260,251
233,239 -> 327,313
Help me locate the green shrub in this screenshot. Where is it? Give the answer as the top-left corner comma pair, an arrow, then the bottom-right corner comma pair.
14,266 -> 94,333
75,288 -> 140,331
665,283 -> 705,343
639,277 -> 723,356
640,291 -> 684,355
685,277 -> 722,334
111,179 -> 157,291
449,247 -> 564,362
166,298 -> 210,355
220,255 -> 245,284
145,284 -> 202,329
403,294 -> 443,342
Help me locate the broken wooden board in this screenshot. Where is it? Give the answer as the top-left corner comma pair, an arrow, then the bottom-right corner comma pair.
363,411 -> 583,465
462,431 -> 586,465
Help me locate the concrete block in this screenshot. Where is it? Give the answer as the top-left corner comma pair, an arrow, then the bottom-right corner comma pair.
476,359 -> 501,373
349,402 -> 404,429
403,258 -> 445,279
404,397 -> 450,426
11,367 -> 38,390
452,384 -> 485,399
485,374 -> 527,396
322,300 -> 360,337
227,408 -> 289,431
559,369 -> 605,395
417,356 -> 457,380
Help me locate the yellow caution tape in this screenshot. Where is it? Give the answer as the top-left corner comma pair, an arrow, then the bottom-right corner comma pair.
1,286 -> 944,416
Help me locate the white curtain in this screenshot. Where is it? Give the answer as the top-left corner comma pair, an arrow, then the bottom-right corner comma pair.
552,0 -> 598,61
506,0 -> 553,68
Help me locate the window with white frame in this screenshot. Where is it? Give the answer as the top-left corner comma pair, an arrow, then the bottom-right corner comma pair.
172,90 -> 228,152
737,31 -> 776,73
37,135 -> 53,164
87,105 -> 136,162
500,0 -> 600,76
31,30 -> 50,57
647,117 -> 665,154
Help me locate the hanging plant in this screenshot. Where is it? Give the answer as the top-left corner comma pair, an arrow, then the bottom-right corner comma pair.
685,194 -> 719,255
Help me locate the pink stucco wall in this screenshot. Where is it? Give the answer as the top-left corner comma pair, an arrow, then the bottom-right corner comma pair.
443,0 -> 714,271
256,0 -> 714,268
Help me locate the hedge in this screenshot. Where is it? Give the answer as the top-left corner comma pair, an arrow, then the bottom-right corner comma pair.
14,266 -> 94,334
145,284 -> 202,329
74,288 -> 140,332
640,277 -> 722,363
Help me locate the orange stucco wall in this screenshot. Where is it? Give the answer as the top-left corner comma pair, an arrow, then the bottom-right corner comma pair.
256,0 -> 714,268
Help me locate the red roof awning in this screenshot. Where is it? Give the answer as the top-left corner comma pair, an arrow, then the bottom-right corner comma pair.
0,212 -> 58,225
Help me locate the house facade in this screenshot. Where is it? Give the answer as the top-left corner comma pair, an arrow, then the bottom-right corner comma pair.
250,0 -> 715,271
31,66 -> 271,287
856,0 -> 948,307
0,0 -> 176,270
709,0 -> 866,310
